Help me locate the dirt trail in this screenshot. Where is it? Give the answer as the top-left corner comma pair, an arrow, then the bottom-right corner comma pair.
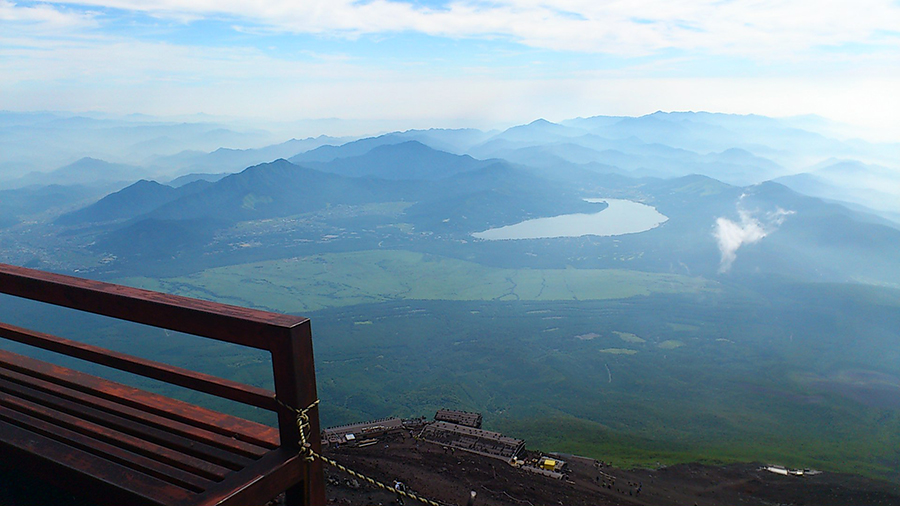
322,430 -> 900,506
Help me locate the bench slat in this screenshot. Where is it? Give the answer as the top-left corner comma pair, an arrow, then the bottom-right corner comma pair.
195,448 -> 305,506
0,390 -> 232,482
0,373 -> 254,471
0,363 -> 268,460
0,403 -> 212,494
0,322 -> 277,410
0,349 -> 279,448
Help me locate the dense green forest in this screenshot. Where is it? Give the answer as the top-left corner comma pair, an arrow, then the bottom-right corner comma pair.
3,271 -> 899,480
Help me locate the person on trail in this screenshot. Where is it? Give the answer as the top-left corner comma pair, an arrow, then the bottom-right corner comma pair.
393,480 -> 406,505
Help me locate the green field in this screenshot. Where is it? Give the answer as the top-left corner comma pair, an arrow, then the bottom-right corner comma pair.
118,249 -> 714,313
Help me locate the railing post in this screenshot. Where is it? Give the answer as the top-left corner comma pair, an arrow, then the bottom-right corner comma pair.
272,320 -> 325,506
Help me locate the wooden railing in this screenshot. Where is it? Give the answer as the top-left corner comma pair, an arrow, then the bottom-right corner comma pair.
0,263 -> 325,505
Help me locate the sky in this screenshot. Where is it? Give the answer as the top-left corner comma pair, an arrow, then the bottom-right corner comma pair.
2,0 -> 900,138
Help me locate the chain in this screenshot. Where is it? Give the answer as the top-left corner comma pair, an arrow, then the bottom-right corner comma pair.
277,398 -> 448,506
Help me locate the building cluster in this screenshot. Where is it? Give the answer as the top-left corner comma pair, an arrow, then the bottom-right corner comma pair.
419,421 -> 524,460
762,465 -> 822,477
320,409 -> 575,482
433,409 -> 482,428
321,416 -> 409,446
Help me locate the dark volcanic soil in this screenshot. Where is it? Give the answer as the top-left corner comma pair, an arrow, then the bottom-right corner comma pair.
2,426 -> 898,506
323,430 -> 900,506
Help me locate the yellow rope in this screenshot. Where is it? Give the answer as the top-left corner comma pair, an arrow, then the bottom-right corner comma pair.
278,398 -> 448,506
312,449 -> 445,506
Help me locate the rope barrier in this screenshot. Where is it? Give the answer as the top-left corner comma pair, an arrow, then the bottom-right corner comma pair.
277,398 -> 448,506
314,450 -> 445,506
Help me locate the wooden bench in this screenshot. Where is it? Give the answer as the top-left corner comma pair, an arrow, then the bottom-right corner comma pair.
0,263 -> 326,506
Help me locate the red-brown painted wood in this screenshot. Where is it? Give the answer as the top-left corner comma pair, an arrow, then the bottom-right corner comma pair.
0,348 -> 279,448
0,262 -> 327,506
0,363 -> 268,459
0,263 -> 306,349
195,448 -> 306,506
0,374 -> 253,471
0,322 -> 277,410
271,321 -> 325,506
0,392 -> 232,481
0,403 -> 213,492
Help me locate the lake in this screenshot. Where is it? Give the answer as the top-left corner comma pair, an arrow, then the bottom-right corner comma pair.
472,198 -> 668,240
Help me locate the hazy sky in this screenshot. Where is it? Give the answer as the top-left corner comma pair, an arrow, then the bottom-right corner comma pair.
3,0 -> 899,137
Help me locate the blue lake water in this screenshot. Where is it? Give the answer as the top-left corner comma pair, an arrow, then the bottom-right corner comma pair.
472,198 -> 668,240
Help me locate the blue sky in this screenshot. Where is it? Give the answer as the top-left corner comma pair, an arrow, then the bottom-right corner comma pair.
2,0 -> 899,138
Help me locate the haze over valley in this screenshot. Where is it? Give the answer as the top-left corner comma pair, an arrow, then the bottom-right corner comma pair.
2,110 -> 900,486
4,1 -> 900,501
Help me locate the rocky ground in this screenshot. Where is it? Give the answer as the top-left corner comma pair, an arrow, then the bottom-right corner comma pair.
322,429 -> 900,506
3,425 -> 899,505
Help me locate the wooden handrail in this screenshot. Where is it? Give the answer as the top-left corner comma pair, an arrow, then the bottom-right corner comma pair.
0,263 -> 306,351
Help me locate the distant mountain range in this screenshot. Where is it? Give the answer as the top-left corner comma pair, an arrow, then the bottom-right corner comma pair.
16,133 -> 888,287
5,111 -> 898,223
151,136 -> 349,176
2,110 -> 899,284
82,141 -> 596,260
3,157 -> 146,189
775,159 -> 900,220
55,179 -> 212,226
301,141 -> 494,180
0,111 -> 278,180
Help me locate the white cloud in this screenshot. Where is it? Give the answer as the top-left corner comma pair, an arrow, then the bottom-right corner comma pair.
2,0 -> 899,136
0,35 -> 377,88
36,0 -> 900,58
3,39 -> 900,137
714,201 -> 795,273
0,0 -> 97,32
715,210 -> 767,273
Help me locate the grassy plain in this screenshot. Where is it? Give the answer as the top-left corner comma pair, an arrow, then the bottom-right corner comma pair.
118,249 -> 713,313
599,348 -> 639,355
